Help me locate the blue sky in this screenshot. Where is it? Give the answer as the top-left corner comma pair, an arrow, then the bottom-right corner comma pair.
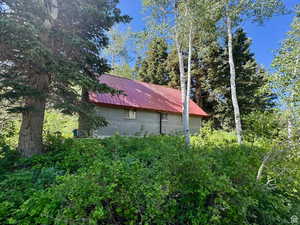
117,0 -> 299,69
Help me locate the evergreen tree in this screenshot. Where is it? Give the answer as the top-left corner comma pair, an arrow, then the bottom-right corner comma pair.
221,0 -> 286,144
166,41 -> 225,125
166,29 -> 275,129
218,28 -> 275,128
166,48 -> 180,89
166,43 -> 221,110
138,37 -> 170,85
0,0 -> 130,157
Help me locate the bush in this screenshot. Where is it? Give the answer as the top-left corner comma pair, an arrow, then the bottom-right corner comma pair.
43,110 -> 78,138
0,119 -> 17,149
243,111 -> 282,142
0,135 -> 299,224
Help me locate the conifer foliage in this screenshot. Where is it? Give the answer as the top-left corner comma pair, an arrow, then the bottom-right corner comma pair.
0,0 -> 130,157
164,29 -> 275,129
138,37 -> 170,85
216,29 -> 275,128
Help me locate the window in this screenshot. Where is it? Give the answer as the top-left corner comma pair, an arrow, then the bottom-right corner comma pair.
126,109 -> 136,120
161,113 -> 168,121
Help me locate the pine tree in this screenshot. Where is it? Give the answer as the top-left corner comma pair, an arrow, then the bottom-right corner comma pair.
218,28 -> 275,128
222,0 -> 286,144
166,29 -> 275,129
138,37 -> 170,85
0,0 -> 130,157
166,48 -> 181,89
166,43 -> 222,111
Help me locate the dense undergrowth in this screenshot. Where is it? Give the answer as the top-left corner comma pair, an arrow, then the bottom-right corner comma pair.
0,131 -> 299,225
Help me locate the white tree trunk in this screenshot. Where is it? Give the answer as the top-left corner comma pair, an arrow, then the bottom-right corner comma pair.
175,28 -> 190,145
227,16 -> 243,144
256,151 -> 272,181
287,57 -> 299,142
287,118 -> 292,141
184,25 -> 193,145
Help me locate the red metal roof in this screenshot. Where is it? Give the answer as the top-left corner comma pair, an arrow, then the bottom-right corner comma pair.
89,74 -> 208,117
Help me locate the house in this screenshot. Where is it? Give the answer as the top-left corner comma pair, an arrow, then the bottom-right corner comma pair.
89,74 -> 208,137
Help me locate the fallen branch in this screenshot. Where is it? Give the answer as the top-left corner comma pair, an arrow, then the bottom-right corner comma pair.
256,143 -> 297,182
256,151 -> 272,182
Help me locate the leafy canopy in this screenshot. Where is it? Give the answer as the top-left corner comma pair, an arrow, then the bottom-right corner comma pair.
0,0 -> 130,127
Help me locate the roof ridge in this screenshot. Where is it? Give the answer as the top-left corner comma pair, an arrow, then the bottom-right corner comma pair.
103,73 -> 181,92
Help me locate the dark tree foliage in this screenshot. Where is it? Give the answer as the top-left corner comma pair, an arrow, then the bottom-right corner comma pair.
138,37 -> 170,85
0,0 -> 130,156
166,43 -> 223,111
215,28 -> 276,128
166,28 -> 275,129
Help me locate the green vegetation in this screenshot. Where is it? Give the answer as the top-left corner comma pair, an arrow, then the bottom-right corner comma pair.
0,0 -> 130,156
0,110 -> 18,148
43,110 -> 78,139
138,37 -> 170,85
0,1 -> 299,224
272,6 -> 300,140
1,133 -> 299,225
0,109 -> 77,149
138,28 -> 274,129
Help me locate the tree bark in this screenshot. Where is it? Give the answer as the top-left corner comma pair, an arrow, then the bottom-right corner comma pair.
184,25 -> 193,146
256,151 -> 272,181
287,57 -> 298,143
287,118 -> 292,141
18,73 -> 49,157
78,88 -> 92,137
175,28 -> 190,145
18,0 -> 57,157
227,16 -> 243,144
195,86 -> 203,107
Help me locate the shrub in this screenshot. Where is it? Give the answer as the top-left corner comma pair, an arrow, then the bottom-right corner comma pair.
43,110 -> 78,138
243,111 -> 282,142
0,119 -> 17,150
0,134 -> 299,224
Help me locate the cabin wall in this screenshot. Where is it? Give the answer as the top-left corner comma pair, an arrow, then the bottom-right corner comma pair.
92,106 -> 202,138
